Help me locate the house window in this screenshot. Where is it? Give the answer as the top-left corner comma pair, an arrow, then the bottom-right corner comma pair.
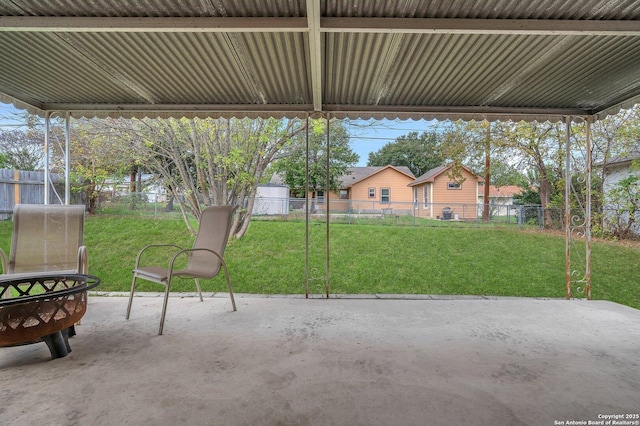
413,187 -> 418,209
368,187 -> 375,198
381,188 -> 390,203
317,190 -> 324,204
339,190 -> 348,199
423,186 -> 429,207
447,182 -> 461,190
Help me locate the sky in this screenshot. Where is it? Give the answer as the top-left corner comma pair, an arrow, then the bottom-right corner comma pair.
0,102 -> 25,127
0,102 -> 437,166
346,119 -> 438,166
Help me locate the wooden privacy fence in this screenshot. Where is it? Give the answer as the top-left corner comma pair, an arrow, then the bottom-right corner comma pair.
0,169 -> 63,219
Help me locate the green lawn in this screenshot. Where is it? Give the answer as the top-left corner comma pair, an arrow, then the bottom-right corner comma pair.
1,216 -> 638,310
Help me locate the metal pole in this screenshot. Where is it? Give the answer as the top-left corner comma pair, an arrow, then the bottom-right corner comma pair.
564,116 -> 572,299
483,121 -> 491,222
305,114 -> 310,299
325,113 -> 330,298
585,117 -> 592,299
44,112 -> 50,205
65,112 -> 71,205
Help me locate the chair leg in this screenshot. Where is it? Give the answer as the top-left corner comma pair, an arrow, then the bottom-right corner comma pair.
158,278 -> 172,335
194,278 -> 203,302
222,263 -> 236,312
126,274 -> 138,320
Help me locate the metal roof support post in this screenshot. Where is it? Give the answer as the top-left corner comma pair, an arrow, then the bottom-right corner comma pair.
65,112 -> 71,205
305,113 -> 310,298
44,111 -> 50,205
585,117 -> 592,300
564,116 -> 592,300
564,116 -> 571,299
305,113 -> 330,298
325,113 -> 330,298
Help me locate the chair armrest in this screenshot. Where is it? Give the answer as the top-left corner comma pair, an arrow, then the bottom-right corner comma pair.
167,247 -> 226,275
172,247 -> 224,261
0,248 -> 7,275
77,245 -> 88,275
134,244 -> 184,269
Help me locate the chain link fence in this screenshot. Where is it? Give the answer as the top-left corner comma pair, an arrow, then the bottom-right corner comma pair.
13,190 -> 630,237
93,193 -> 567,230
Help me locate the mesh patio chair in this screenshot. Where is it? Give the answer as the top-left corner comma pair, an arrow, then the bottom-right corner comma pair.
0,204 -> 88,279
126,205 -> 237,335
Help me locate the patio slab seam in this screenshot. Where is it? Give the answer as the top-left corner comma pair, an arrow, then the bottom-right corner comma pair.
91,291 -> 567,301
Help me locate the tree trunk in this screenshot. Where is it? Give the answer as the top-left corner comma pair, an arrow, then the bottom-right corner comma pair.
86,182 -> 97,214
129,163 -> 136,193
165,195 -> 174,212
539,175 -> 553,228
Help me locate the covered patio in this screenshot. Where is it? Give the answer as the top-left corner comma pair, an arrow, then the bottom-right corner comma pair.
1,1 -> 640,424
1,295 -> 639,425
2,1 -> 640,295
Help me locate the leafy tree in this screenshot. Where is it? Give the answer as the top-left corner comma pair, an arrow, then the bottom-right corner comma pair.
367,130 -> 443,177
493,121 -> 566,228
587,105 -> 640,229
0,110 -> 50,171
66,118 -> 133,214
440,120 -> 529,187
489,160 -> 528,187
604,173 -> 640,239
591,106 -> 640,169
273,118 -> 358,199
514,187 -> 541,205
122,117 -> 308,238
0,128 -> 44,170
440,120 -> 498,221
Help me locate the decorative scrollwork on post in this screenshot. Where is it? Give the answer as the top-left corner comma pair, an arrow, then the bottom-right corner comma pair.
565,116 -> 592,300
307,267 -> 327,295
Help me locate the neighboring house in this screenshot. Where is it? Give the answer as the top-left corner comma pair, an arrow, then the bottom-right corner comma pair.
477,184 -> 523,220
103,174 -> 168,202
272,163 -> 495,220
408,164 -> 482,219
333,165 -> 416,214
602,150 -> 640,193
477,185 -> 522,206
601,150 -> 640,235
271,165 -> 416,214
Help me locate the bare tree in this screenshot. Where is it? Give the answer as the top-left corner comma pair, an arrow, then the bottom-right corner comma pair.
0,128 -> 44,171
114,117 -> 307,238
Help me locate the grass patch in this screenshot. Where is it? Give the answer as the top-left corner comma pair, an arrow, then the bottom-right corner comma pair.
0,216 -> 638,310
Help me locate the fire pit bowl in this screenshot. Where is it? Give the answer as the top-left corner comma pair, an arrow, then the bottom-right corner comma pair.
0,274 -> 100,359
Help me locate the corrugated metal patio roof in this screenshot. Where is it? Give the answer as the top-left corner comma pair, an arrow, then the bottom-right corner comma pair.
1,0 -> 639,122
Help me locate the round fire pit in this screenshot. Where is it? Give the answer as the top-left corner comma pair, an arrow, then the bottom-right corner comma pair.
0,274 -> 100,359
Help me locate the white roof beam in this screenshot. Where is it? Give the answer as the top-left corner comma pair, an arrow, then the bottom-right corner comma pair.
0,16 -> 307,33
2,16 -> 638,37
307,0 -> 323,111
41,102 -> 588,118
322,17 -> 640,36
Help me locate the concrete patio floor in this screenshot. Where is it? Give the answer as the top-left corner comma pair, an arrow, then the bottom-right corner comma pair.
1,294 -> 639,426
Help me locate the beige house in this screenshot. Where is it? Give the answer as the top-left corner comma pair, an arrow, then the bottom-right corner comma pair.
408,164 -> 482,219
319,165 -> 416,213
274,164 -> 487,219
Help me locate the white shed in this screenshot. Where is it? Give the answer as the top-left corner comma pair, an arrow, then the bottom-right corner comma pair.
253,184 -> 289,215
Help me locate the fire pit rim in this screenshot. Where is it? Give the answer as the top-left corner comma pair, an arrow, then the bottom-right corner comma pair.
0,274 -> 101,306
0,273 -> 101,359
